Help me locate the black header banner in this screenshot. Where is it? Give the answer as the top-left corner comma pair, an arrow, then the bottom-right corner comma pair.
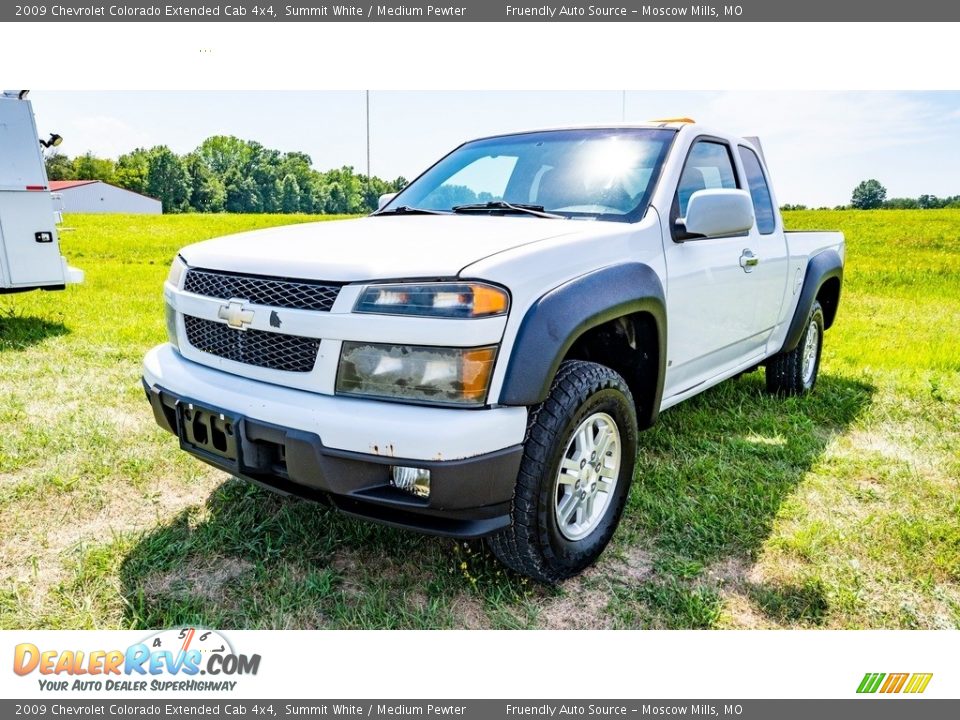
6,0 -> 960,21
3,700 -> 960,719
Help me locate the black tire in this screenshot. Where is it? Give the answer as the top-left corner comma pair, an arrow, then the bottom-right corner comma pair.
486,360 -> 638,583
765,301 -> 825,396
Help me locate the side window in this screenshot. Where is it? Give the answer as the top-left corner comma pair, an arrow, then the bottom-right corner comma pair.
738,146 -> 776,234
675,140 -> 738,217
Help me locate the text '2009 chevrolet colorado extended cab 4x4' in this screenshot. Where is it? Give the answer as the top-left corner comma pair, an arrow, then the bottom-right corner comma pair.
143,120 -> 844,582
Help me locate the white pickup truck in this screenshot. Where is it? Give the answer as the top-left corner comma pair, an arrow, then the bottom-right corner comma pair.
144,121 -> 844,582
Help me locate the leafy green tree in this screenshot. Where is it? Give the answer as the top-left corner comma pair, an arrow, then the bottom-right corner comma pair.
45,152 -> 75,181
224,167 -> 261,213
297,176 -> 316,213
279,152 -> 316,212
115,148 -> 151,194
184,152 -> 225,213
851,179 -> 887,209
319,166 -> 366,214
883,197 -> 919,209
917,194 -> 944,209
72,152 -> 116,183
281,174 -> 301,214
146,146 -> 191,213
197,135 -> 251,175
247,145 -> 282,212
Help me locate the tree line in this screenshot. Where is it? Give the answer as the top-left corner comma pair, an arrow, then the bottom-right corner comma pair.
45,136 -> 407,215
849,179 -> 960,210
782,179 -> 960,211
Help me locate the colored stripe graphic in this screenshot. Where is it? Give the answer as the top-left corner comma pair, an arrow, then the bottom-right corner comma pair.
857,673 -> 885,693
904,673 -> 933,694
857,672 -> 932,694
880,673 -> 909,693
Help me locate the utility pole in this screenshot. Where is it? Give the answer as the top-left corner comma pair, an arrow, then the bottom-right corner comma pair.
365,90 -> 371,179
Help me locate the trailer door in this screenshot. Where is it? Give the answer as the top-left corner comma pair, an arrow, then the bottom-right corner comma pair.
0,191 -> 66,287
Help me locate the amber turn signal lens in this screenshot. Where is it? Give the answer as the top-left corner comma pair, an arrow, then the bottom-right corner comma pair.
460,346 -> 498,402
469,284 -> 509,317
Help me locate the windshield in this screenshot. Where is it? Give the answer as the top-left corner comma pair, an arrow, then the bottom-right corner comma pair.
382,128 -> 676,222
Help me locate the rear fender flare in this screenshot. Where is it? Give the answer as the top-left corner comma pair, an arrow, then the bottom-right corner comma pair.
781,249 -> 843,353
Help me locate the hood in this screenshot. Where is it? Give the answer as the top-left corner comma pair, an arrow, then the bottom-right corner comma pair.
179,215 -> 586,282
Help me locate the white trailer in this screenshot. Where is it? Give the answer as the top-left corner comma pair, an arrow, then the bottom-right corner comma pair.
0,90 -> 83,294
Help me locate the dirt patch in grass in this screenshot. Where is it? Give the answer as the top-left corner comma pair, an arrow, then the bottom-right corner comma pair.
330,544 -> 440,586
103,406 -> 151,434
537,563 -> 617,630
142,556 -> 254,602
845,429 -> 929,468
448,593 -> 490,629
701,556 -> 774,629
0,469 -> 223,614
607,546 -> 655,583
701,554 -> 830,628
539,582 -> 613,630
704,555 -> 757,589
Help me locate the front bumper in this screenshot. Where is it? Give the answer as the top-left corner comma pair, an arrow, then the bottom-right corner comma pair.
143,344 -> 526,538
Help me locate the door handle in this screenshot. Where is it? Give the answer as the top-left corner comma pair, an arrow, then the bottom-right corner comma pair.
739,249 -> 759,272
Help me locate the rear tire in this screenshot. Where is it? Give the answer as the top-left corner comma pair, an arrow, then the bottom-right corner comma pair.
487,360 -> 638,583
765,301 -> 825,396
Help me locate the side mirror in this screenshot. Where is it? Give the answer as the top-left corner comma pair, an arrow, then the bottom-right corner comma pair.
378,192 -> 397,210
678,189 -> 755,238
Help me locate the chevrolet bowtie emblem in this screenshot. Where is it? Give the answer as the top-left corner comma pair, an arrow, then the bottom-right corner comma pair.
218,299 -> 255,330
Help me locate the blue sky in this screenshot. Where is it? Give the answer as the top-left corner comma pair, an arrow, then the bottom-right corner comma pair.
29,90 -> 960,206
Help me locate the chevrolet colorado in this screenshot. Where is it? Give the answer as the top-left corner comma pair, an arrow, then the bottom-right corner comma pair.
143,120 -> 844,582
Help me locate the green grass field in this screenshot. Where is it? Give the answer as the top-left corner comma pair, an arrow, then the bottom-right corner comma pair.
1,210 -> 958,630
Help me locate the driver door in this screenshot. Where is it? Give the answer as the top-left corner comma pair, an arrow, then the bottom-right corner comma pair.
661,138 -> 767,400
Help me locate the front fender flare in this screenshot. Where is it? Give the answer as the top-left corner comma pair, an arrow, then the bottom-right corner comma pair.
498,263 -> 667,422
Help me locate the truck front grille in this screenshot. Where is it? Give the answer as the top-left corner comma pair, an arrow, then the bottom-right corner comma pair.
183,315 -> 320,373
183,268 -> 341,312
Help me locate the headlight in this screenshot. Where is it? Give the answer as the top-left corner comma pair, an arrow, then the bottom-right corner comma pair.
336,342 -> 497,406
166,255 -> 187,289
165,302 -> 179,350
165,256 -> 186,349
354,282 -> 508,318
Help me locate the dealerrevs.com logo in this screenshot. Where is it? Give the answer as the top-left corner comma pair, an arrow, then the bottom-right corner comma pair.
13,628 -> 261,693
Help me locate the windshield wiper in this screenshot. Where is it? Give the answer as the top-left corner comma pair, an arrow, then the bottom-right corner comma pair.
374,205 -> 451,216
451,200 -> 563,219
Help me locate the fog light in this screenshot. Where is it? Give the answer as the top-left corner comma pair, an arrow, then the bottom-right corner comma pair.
390,466 -> 431,498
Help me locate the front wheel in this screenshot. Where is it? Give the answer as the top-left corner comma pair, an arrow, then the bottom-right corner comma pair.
487,360 -> 638,583
765,300 -> 825,396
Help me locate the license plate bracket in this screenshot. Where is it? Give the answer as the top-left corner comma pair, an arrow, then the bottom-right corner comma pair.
176,400 -> 240,465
